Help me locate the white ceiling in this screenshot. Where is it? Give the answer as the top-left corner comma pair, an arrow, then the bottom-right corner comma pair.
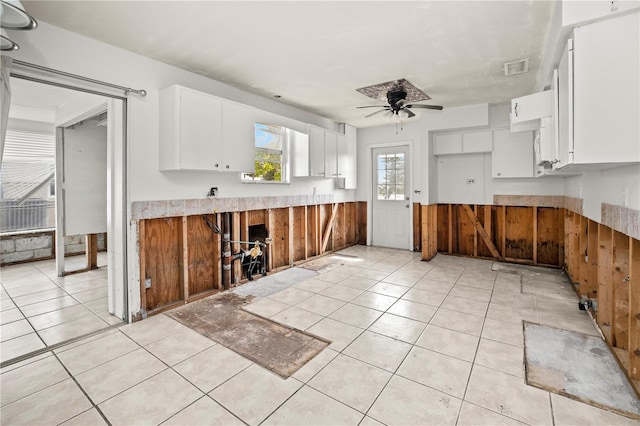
22,1 -> 555,128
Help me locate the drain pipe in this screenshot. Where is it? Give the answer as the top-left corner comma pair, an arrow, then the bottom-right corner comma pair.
222,212 -> 231,290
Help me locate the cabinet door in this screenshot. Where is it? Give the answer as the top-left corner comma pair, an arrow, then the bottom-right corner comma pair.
337,133 -> 357,188
434,133 -> 462,155
222,101 -> 256,173
492,129 -> 534,178
462,130 -> 492,153
179,88 -> 223,170
573,13 -> 639,164
510,90 -> 553,124
555,39 -> 574,169
308,126 -> 326,177
324,131 -> 338,178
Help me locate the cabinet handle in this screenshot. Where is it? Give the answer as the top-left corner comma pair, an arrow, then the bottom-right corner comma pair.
214,163 -> 219,168
225,165 -> 229,169
514,102 -> 518,117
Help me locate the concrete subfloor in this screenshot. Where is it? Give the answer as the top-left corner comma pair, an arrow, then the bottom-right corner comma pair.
1,247 -> 638,425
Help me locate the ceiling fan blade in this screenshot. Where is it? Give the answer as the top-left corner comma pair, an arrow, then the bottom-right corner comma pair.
406,104 -> 444,110
405,108 -> 416,118
364,109 -> 388,118
356,105 -> 388,109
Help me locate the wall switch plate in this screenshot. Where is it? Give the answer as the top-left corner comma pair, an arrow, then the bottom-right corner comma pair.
466,179 -> 476,184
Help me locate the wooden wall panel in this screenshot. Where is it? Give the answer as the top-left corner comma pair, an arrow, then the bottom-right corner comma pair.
270,208 -> 290,268
585,219 -> 599,299
495,206 -> 506,259
537,207 -> 561,266
186,215 -> 218,295
333,203 -> 345,250
504,207 -> 534,260
597,224 -> 614,326
345,203 -> 356,246
421,204 -> 437,260
476,205 -> 492,258
413,203 -> 422,252
292,206 -> 306,262
455,205 -> 475,256
612,230 -> 630,350
248,210 -> 265,226
356,201 -> 367,245
307,205 -> 319,257
437,204 -> 449,253
142,217 -> 182,311
629,237 -> 640,379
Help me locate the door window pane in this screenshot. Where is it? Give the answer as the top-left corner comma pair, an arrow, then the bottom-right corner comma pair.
376,153 -> 406,200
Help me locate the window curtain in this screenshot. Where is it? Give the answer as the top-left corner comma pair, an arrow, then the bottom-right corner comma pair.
0,56 -> 12,166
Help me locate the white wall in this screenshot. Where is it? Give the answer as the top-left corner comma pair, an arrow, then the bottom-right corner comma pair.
8,22 -> 355,203
564,164 -> 640,222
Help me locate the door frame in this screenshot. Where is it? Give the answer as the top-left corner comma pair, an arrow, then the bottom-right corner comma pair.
367,140 -> 414,250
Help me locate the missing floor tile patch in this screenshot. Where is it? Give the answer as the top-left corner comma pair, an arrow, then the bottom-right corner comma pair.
524,322 -> 640,419
166,293 -> 329,378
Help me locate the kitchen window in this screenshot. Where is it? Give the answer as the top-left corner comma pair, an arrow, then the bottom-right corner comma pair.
242,123 -> 289,183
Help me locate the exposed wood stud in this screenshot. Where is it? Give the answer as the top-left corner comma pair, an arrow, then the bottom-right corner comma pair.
500,206 -> 506,258
303,206 -> 308,260
288,207 -> 295,266
448,204 -> 453,254
214,214 -> 222,289
232,212 -> 241,285
181,216 -> 189,302
629,236 -> 640,379
532,206 -> 538,264
473,205 -> 478,257
86,234 -> 98,270
138,220 -> 147,315
461,204 -> 500,259
321,203 -> 339,254
612,230 -> 630,350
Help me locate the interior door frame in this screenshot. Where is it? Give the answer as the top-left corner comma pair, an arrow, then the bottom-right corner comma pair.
367,140 -> 414,250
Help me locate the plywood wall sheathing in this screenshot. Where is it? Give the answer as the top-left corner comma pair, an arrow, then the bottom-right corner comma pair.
536,208 -> 561,266
612,230 -> 630,350
356,202 -> 367,245
248,210 -> 265,226
413,203 -> 422,252
270,208 -> 290,269
456,205 -> 475,256
578,216 -> 589,295
597,224 -> 614,327
344,203 -> 356,246
585,219 -> 599,299
437,204 -> 449,252
186,215 -> 218,295
141,217 -> 183,311
321,203 -> 339,254
333,203 -> 345,251
421,204 -> 437,261
306,205 -> 319,257
461,205 -> 500,259
504,207 -> 534,261
629,237 -> 640,379
292,206 -> 306,262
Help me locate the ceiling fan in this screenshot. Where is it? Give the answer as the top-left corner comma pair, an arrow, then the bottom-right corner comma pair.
356,79 -> 443,119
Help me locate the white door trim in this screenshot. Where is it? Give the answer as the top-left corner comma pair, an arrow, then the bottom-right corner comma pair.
367,140 -> 414,250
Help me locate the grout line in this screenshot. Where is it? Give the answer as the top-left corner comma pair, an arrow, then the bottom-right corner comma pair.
51,350 -> 113,426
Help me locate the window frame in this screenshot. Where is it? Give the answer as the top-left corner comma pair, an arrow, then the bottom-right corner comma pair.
241,123 -> 290,184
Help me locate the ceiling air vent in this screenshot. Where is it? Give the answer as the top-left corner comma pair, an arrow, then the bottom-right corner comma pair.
504,58 -> 529,76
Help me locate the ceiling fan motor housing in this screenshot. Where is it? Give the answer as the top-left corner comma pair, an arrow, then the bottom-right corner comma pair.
387,87 -> 408,110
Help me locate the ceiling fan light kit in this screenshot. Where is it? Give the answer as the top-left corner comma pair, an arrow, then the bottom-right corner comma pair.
356,78 -> 443,122
0,0 -> 38,51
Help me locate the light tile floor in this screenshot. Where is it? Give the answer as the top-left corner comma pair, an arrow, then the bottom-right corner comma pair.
1,246 -> 638,425
1,253 -> 122,363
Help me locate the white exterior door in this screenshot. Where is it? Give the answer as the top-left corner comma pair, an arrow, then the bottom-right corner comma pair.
371,146 -> 411,249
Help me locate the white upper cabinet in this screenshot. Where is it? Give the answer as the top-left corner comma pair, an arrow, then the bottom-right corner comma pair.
307,125 -> 326,177
492,129 -> 534,178
571,12 -> 639,165
337,130 -> 357,189
434,133 -> 462,155
462,131 -> 493,153
324,131 -> 338,178
160,85 -> 223,171
510,90 -> 553,127
159,85 -> 255,172
221,101 -> 257,173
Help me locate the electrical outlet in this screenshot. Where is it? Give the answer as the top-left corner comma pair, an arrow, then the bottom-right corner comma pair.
466,178 -> 476,184
207,187 -> 218,198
